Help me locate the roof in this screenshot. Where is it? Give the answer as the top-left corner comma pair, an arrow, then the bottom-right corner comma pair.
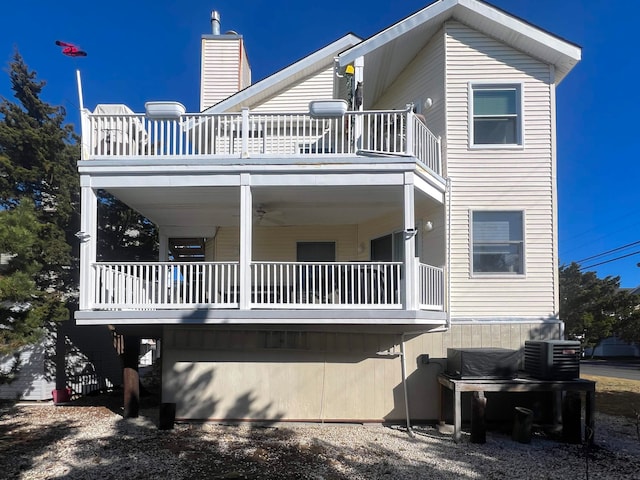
337,0 -> 581,103
208,0 -> 581,113
205,34 -> 362,113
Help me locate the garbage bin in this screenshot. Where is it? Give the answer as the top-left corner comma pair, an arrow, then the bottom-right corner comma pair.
159,402 -> 176,430
512,406 -> 533,443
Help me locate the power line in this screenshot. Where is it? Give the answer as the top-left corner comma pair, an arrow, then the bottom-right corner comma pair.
580,250 -> 640,270
575,239 -> 640,263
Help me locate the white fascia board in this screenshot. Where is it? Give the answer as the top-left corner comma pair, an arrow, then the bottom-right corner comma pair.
75,309 -> 448,325
250,172 -> 406,187
462,0 -> 581,58
338,0 -> 455,66
87,175 -> 240,189
414,175 -> 445,203
457,0 -> 581,78
338,0 -> 581,80
207,33 -> 362,113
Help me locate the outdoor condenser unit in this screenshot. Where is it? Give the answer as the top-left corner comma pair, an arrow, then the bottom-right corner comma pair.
524,340 -> 581,380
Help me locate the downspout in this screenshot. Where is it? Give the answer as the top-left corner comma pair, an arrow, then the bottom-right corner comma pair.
446,176 -> 452,330
400,327 -> 447,437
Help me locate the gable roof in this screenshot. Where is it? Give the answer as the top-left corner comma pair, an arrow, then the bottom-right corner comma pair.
205,33 -> 362,113
208,0 -> 581,113
337,0 -> 581,103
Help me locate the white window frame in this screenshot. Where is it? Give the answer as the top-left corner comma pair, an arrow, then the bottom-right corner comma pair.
469,82 -> 524,149
470,210 -> 526,277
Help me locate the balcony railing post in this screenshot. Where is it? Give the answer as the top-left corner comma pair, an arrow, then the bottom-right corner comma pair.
436,135 -> 442,176
405,105 -> 414,156
241,107 -> 250,158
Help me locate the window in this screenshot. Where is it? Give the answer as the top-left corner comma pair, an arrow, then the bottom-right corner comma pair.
296,242 -> 336,262
471,85 -> 521,146
371,231 -> 405,261
472,211 -> 524,274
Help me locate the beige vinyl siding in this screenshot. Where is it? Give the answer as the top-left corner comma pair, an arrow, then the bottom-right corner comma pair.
200,38 -> 244,111
444,21 -> 556,320
357,204 -> 445,267
373,28 -> 446,139
357,210 -> 402,260
252,67 -> 335,113
213,224 -> 358,261
204,237 -> 215,261
163,322 -> 560,421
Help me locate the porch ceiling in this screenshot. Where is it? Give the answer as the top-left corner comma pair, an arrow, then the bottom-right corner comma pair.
105,185 -> 436,231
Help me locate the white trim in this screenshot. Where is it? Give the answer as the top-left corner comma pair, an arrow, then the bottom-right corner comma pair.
468,82 -> 524,148
403,173 -> 417,310
79,186 -> 97,310
550,64 -> 559,317
338,0 -> 580,82
239,176 -> 252,310
451,317 -> 561,324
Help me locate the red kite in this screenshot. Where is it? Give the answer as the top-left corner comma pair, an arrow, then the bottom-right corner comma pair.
55,40 -> 87,57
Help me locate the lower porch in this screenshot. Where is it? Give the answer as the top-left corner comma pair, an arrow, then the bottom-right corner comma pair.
87,260 -> 445,313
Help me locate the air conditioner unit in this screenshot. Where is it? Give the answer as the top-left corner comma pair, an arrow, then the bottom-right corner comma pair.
524,340 -> 580,380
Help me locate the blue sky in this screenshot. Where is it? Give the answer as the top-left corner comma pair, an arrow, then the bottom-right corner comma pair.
2,0 -> 639,287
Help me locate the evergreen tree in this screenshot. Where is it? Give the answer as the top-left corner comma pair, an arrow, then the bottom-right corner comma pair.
0,52 -> 79,382
0,52 -> 158,383
0,51 -> 80,293
97,190 -> 158,262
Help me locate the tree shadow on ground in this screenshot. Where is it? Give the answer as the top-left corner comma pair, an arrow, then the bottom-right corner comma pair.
0,402 -> 81,478
2,398 -> 639,480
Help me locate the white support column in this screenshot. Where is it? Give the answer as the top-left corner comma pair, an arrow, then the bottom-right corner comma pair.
403,172 -> 417,310
79,179 -> 97,310
239,174 -> 252,309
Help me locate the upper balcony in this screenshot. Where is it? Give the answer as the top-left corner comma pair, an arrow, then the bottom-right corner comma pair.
80,104 -> 442,177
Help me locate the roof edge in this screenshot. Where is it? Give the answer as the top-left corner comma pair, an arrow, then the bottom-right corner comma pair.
206,33 -> 362,113
338,0 -> 581,78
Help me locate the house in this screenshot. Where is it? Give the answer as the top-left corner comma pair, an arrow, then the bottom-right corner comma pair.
75,0 -> 581,422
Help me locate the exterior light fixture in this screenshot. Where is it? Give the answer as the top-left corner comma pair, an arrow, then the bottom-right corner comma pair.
75,231 -> 91,242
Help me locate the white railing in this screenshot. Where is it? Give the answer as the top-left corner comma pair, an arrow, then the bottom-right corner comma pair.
84,108 -> 441,173
90,260 -> 445,311
251,261 -> 402,309
93,262 -> 239,309
417,262 -> 444,310
411,116 -> 442,175
67,373 -> 114,397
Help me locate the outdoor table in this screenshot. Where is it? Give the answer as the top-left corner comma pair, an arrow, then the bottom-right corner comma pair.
437,374 -> 596,444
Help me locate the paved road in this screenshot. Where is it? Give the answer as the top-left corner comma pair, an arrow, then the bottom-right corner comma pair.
581,360 -> 640,381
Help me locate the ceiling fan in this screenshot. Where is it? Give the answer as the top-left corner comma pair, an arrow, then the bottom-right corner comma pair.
254,204 -> 284,226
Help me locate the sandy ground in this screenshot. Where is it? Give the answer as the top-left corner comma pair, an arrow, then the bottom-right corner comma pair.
1,393 -> 639,480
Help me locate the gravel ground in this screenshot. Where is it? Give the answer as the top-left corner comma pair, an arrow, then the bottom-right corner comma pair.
1,394 -> 639,480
